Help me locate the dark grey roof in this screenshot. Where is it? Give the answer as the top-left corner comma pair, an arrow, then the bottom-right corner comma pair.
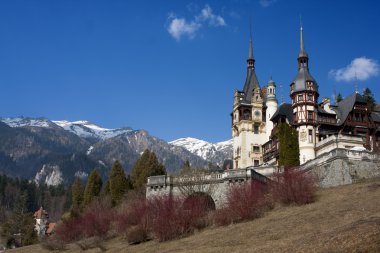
371,112 -> 380,122
291,67 -> 318,93
318,107 -> 334,115
267,78 -> 276,87
334,92 -> 367,126
291,25 -> 318,94
242,67 -> 260,103
270,103 -> 293,124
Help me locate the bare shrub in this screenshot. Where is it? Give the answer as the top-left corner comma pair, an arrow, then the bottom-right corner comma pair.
54,198 -> 115,243
271,168 -> 316,205
126,225 -> 149,245
76,237 -> 106,251
182,193 -> 214,230
40,236 -> 66,251
213,208 -> 233,226
148,195 -> 191,242
116,197 -> 150,236
54,217 -> 83,243
80,199 -> 116,238
225,181 -> 268,223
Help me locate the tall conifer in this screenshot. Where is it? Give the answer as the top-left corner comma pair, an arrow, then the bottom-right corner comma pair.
131,149 -> 166,189
83,169 -> 103,206
278,123 -> 300,168
109,160 -> 129,205
71,177 -> 84,211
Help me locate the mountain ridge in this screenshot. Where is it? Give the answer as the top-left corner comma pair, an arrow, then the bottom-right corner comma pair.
0,117 -> 232,186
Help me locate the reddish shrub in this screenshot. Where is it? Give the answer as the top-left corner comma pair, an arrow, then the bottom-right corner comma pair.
182,193 -> 214,230
271,168 -> 316,205
55,199 -> 115,243
225,181 -> 268,223
54,217 -> 84,243
116,198 -> 149,234
213,208 -> 233,226
148,195 -> 194,242
80,206 -> 115,238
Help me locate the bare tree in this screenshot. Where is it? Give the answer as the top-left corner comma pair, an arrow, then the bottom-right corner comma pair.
176,168 -> 220,198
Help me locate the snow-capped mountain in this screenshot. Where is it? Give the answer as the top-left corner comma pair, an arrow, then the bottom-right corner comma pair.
0,117 -> 132,140
52,120 -> 132,140
169,137 -> 232,166
0,117 -> 211,185
1,117 -> 55,128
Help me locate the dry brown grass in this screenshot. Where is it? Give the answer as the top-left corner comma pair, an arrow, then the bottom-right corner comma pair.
10,178 -> 380,253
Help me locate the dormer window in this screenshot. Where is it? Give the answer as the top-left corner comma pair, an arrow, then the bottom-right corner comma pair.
291,84 -> 294,92
307,82 -> 313,90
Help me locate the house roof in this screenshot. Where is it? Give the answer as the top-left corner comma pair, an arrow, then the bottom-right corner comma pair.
318,107 -> 335,115
334,92 -> 367,126
291,67 -> 318,94
242,67 -> 260,103
34,207 -> 48,219
271,103 -> 293,124
46,223 -> 56,234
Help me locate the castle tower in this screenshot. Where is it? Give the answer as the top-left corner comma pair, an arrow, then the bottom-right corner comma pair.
265,78 -> 278,141
290,24 -> 319,164
232,31 -> 267,169
34,207 -> 49,238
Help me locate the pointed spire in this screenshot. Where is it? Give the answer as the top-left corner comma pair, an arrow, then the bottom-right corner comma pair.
248,25 -> 254,60
299,17 -> 308,58
246,23 -> 255,69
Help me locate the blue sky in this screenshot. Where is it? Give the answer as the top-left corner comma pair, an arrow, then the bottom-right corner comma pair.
0,0 -> 379,143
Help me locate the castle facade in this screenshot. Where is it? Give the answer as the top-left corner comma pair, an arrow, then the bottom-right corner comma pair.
232,25 -> 380,168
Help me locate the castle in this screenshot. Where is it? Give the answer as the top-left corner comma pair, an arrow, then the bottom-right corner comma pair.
146,23 -> 380,204
232,25 -> 380,169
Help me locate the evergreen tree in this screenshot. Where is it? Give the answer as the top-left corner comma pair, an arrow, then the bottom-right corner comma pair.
109,160 -> 129,205
278,123 -> 300,168
336,93 -> 343,103
1,192 -> 37,247
102,179 -> 110,196
83,169 -> 103,206
71,177 -> 84,212
131,149 -> 166,189
180,160 -> 191,175
363,87 -> 376,110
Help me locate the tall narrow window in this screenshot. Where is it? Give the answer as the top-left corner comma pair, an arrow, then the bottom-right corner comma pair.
308,111 -> 313,122
254,125 -> 259,134
308,129 -> 313,143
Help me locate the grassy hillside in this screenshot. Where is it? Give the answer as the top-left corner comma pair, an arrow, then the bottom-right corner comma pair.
11,178 -> 380,253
